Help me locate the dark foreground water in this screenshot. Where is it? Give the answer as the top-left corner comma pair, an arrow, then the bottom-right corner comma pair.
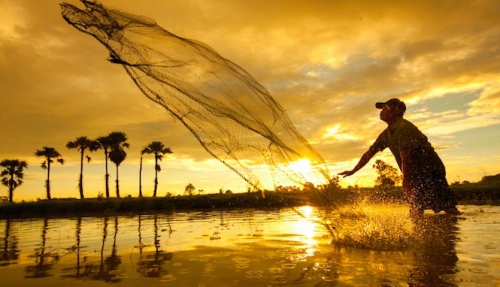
0,205 -> 499,286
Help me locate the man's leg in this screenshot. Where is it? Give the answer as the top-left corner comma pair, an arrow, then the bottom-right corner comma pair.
444,205 -> 461,215
409,204 -> 424,222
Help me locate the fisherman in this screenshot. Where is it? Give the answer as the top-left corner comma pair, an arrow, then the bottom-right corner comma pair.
339,98 -> 460,219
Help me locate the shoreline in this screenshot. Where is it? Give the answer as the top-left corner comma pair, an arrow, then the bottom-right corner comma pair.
1,186 -> 499,219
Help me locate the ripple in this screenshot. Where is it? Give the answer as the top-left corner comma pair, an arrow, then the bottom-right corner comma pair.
232,256 -> 250,263
282,263 -> 296,269
322,276 -> 336,282
316,262 -> 332,268
177,269 -> 189,274
268,267 -> 284,274
469,268 -> 487,274
161,274 -> 176,282
269,275 -> 289,284
245,270 -> 264,278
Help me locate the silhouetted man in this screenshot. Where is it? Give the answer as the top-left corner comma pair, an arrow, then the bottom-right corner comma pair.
339,98 -> 460,219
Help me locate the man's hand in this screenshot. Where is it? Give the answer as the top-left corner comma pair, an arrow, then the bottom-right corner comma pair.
338,170 -> 355,177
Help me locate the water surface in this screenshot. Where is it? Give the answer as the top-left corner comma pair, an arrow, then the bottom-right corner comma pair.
0,205 -> 499,286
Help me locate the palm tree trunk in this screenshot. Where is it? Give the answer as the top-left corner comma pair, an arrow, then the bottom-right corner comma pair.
8,174 -> 14,203
139,156 -> 143,197
105,151 -> 109,198
46,161 -> 52,200
79,150 -> 84,199
115,165 -> 120,198
153,157 -> 158,197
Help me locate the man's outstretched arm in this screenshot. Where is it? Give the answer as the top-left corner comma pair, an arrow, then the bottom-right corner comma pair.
339,148 -> 377,177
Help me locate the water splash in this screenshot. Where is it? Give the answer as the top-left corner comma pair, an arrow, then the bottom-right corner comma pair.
328,202 -> 417,251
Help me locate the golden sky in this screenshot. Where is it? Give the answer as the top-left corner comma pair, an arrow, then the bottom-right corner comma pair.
1,0 -> 500,200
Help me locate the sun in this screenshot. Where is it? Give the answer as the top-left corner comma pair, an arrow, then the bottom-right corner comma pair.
288,158 -> 312,174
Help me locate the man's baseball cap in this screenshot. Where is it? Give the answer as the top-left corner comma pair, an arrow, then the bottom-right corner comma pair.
375,98 -> 406,112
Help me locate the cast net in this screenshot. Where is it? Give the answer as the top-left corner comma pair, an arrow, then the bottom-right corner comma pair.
60,0 -> 330,192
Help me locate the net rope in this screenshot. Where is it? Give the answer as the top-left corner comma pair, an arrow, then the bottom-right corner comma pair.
61,0 -> 331,191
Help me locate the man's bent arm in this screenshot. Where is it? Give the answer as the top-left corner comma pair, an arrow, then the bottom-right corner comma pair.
400,150 -> 415,189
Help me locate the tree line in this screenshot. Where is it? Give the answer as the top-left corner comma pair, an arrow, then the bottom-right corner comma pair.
2,132 -> 404,204
1,131 -> 173,203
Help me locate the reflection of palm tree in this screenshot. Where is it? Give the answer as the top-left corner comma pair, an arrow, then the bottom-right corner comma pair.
137,214 -> 146,253
75,217 -> 83,277
136,214 -> 173,277
94,217 -> 108,281
25,218 -> 56,278
0,219 -> 19,267
91,217 -> 122,283
61,217 -> 92,279
104,217 -> 122,275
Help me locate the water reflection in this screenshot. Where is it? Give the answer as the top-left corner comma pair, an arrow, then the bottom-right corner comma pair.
25,218 -> 58,278
289,258 -> 340,286
0,206 -> 498,286
409,215 -> 460,286
0,219 -> 19,267
60,216 -> 91,279
91,216 -> 123,283
292,205 -> 319,246
104,217 -> 123,279
136,214 -> 173,278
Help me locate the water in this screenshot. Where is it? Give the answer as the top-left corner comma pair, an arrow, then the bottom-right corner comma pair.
0,205 -> 499,286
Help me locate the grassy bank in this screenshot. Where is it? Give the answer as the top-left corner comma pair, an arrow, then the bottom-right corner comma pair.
342,184 -> 500,205
451,184 -> 500,205
1,185 -> 498,219
0,191 -> 310,219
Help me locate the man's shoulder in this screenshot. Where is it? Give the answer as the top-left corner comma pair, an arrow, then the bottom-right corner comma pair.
398,118 -> 428,140
399,118 -> 419,129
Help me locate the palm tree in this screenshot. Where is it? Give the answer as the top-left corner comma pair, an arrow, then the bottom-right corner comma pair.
1,159 -> 28,203
96,136 -> 113,198
143,141 -> 173,197
66,136 -> 100,199
108,132 -> 129,198
35,147 -> 64,200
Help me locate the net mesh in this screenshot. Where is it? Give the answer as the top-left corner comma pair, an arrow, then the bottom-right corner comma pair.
60,0 -> 330,191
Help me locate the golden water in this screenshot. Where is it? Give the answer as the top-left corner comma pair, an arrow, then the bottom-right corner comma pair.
0,205 -> 499,286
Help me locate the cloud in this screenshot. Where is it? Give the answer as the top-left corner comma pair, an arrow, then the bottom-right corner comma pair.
1,0 -> 500,198
469,85 -> 500,115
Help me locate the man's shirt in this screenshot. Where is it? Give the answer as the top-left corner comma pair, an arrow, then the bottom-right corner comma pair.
369,117 -> 434,170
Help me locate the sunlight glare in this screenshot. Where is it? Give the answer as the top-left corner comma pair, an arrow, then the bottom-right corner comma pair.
298,205 -> 313,218
288,159 -> 312,174
291,206 -> 319,246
